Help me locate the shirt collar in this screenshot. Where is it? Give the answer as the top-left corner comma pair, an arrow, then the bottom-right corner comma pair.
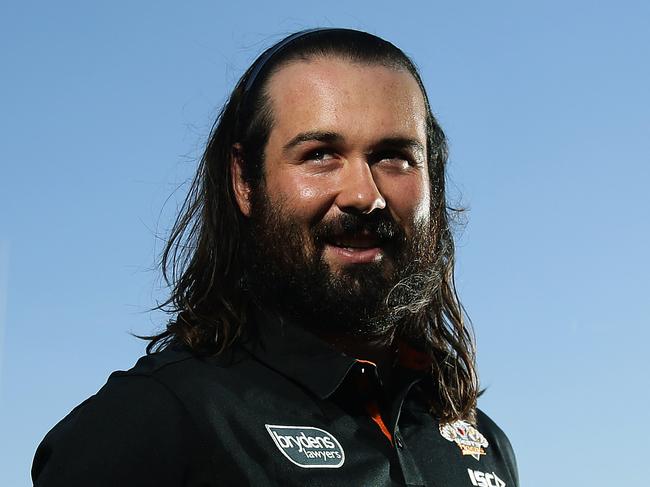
241,308 -> 357,399
241,307 -> 434,400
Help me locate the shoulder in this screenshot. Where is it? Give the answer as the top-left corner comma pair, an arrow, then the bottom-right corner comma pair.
117,345 -> 261,410
476,408 -> 519,486
31,348 -> 234,486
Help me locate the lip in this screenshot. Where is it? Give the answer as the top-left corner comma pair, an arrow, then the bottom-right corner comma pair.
325,244 -> 383,264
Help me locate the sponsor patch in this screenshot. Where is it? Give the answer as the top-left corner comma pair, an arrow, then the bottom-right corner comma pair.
265,424 -> 345,468
439,420 -> 489,460
467,468 -> 506,487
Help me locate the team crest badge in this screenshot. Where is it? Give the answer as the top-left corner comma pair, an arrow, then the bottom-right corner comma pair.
439,420 -> 489,460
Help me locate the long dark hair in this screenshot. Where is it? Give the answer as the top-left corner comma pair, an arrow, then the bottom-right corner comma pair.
146,29 -> 478,422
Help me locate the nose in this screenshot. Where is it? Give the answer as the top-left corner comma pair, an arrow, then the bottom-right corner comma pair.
335,160 -> 386,214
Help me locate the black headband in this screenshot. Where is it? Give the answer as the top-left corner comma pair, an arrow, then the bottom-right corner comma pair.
242,28 -> 356,95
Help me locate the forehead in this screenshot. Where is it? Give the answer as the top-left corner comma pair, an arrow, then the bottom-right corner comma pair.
264,57 -> 428,147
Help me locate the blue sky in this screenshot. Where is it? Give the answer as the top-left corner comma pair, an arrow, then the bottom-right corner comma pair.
1,1 -> 649,486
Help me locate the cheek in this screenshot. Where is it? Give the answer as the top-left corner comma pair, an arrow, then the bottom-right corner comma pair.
413,184 -> 431,223
299,186 -> 318,200
381,174 -> 431,228
267,171 -> 336,221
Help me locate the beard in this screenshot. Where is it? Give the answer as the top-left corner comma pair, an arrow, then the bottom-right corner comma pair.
242,188 -> 440,343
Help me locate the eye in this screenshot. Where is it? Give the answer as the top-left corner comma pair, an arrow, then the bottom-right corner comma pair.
374,151 -> 417,169
303,149 -> 337,163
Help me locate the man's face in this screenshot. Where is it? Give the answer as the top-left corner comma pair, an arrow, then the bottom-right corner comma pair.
238,57 -> 434,335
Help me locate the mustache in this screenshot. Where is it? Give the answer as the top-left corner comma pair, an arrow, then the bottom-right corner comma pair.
312,211 -> 403,244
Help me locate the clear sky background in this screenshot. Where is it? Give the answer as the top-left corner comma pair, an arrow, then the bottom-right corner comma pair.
1,1 -> 648,486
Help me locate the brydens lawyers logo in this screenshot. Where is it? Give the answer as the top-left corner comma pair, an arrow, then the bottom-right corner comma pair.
439,420 -> 489,460
265,424 -> 345,468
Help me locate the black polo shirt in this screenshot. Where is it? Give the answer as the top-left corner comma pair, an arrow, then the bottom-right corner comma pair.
33,313 -> 519,486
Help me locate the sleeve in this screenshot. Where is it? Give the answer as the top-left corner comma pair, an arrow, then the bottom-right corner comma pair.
31,374 -> 211,487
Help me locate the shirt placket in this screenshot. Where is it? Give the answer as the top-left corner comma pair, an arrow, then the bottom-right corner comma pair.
353,361 -> 427,487
389,378 -> 427,487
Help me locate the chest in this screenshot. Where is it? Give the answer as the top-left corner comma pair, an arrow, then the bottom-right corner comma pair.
183,374 -> 516,487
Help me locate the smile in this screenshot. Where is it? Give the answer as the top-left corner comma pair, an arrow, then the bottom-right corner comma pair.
325,240 -> 383,264
330,233 -> 382,249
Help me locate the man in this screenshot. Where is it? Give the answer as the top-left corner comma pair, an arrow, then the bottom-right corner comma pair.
33,28 -> 519,486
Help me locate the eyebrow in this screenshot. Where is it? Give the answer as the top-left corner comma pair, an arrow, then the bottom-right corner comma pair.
372,137 -> 426,158
282,131 -> 425,157
282,131 -> 344,152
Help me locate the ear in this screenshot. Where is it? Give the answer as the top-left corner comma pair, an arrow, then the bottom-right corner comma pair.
231,144 -> 252,217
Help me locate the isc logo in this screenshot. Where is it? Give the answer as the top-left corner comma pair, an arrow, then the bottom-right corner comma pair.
467,468 -> 506,487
